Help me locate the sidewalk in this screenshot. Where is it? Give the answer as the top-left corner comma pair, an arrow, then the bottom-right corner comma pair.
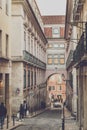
0,108 -> 47,130
64,107 -> 79,130
1,107 -> 79,130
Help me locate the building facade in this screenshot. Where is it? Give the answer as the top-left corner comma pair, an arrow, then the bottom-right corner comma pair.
11,0 -> 47,112
42,16 -> 66,104
65,0 -> 77,115
42,16 -> 66,78
73,0 -> 87,129
0,0 -> 12,115
47,74 -> 66,106
65,0 -> 87,130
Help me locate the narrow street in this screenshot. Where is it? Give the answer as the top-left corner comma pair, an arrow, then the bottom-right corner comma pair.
1,0 -> 87,129
13,109 -> 62,130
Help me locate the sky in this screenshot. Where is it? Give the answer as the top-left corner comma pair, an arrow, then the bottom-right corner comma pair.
36,0 -> 66,15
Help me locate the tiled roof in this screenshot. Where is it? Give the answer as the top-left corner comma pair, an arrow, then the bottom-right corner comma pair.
42,15 -> 65,24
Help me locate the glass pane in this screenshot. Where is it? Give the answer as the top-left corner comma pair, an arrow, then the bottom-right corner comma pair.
54,58 -> 58,64
60,43 -> 65,48
60,58 -> 65,64
47,44 -> 52,48
48,58 -> 52,64
54,44 -> 58,48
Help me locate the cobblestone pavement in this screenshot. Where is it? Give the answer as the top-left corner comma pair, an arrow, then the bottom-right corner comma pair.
64,108 -> 79,130
13,109 -> 62,130
12,108 -> 79,130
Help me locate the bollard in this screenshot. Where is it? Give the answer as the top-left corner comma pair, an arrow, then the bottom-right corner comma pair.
62,118 -> 65,130
12,114 -> 15,126
7,115 -> 9,129
62,103 -> 65,130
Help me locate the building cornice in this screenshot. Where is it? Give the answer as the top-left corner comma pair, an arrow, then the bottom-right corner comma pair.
12,0 -> 47,44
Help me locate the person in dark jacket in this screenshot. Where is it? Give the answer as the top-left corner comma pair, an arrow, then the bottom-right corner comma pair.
19,104 -> 24,120
0,102 -> 7,126
23,101 -> 27,117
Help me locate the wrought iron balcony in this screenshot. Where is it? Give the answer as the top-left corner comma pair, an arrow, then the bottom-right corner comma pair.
23,50 -> 46,69
66,50 -> 74,69
73,0 -> 85,21
73,32 -> 87,65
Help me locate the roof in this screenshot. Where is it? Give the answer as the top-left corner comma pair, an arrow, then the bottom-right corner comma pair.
42,15 -> 65,24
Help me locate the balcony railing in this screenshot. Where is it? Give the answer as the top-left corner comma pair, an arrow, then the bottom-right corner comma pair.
73,31 -> 87,64
66,50 -> 74,69
73,0 -> 85,21
23,50 -> 46,69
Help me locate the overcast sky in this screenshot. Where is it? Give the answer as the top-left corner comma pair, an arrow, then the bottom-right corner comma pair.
36,0 -> 66,15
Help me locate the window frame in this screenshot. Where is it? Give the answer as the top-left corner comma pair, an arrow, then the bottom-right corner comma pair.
59,54 -> 65,64
0,0 -> 2,8
6,0 -> 9,15
52,27 -> 60,38
47,54 -> 53,65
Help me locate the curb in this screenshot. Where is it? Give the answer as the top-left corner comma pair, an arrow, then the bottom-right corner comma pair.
9,108 -> 47,130
28,108 -> 47,118
10,124 -> 23,130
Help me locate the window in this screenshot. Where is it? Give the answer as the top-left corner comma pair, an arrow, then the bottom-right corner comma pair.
6,34 -> 9,57
53,54 -> 58,64
28,70 -> 30,87
24,70 -> 26,89
31,36 -> 33,54
0,0 -> 2,8
53,44 -> 58,48
59,43 -> 65,48
28,34 -> 30,52
0,30 -> 2,56
31,71 -> 33,86
49,86 -> 55,90
24,31 -> 26,50
52,27 -> 60,38
47,55 -> 53,65
34,42 -> 36,56
47,43 -> 53,48
24,10 -> 26,19
59,54 -> 65,64
59,85 -> 61,90
34,71 -> 36,85
6,0 -> 9,15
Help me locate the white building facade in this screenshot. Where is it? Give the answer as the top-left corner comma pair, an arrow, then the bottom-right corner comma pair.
11,0 -> 47,112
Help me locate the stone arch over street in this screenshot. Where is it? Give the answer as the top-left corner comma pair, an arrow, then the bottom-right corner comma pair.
45,69 -> 66,81
46,72 -> 66,108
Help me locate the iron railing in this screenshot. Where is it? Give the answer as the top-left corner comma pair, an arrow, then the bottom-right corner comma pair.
73,32 -> 87,64
73,0 -> 85,21
66,50 -> 74,69
23,50 -> 46,69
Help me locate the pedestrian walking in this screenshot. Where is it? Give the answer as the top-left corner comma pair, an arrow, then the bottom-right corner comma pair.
23,100 -> 27,117
0,102 -> 7,128
19,104 -> 24,121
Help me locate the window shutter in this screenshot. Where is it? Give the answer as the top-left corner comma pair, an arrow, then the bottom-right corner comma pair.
44,27 -> 52,38
60,27 -> 64,38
